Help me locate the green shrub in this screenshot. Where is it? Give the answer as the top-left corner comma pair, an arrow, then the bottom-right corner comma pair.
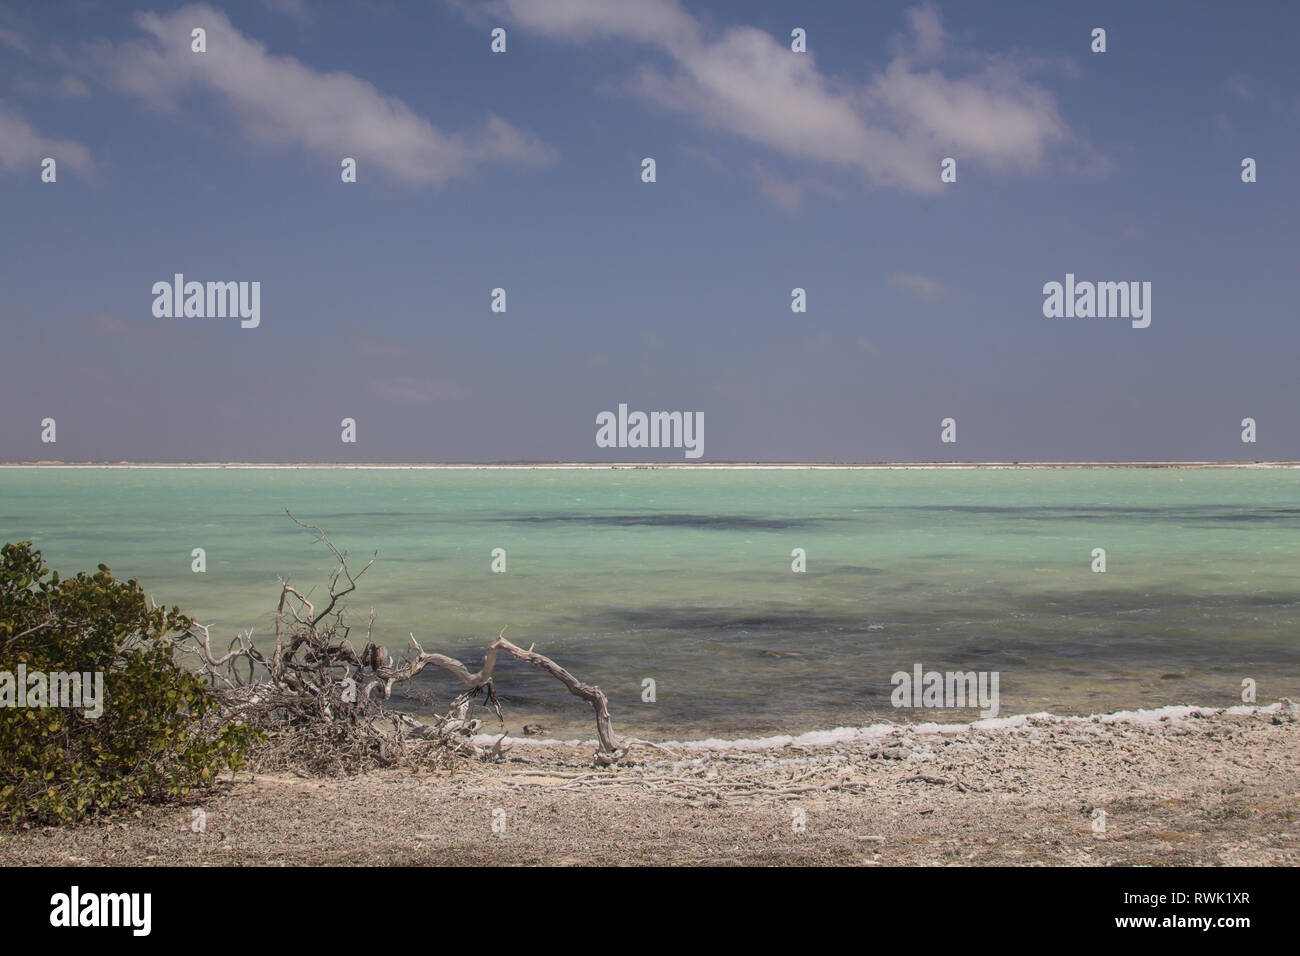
0,541 -> 258,825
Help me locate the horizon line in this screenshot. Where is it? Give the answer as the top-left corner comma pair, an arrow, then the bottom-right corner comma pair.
3,460 -> 1298,470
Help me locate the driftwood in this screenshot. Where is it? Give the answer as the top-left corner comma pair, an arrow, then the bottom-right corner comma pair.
491,634 -> 628,764
181,512 -> 629,771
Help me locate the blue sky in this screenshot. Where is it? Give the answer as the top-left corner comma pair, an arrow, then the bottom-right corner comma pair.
1,0 -> 1297,462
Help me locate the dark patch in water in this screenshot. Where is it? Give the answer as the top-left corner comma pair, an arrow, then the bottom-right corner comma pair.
1020,588 -> 1300,615
276,512 -> 442,519
890,505 -> 1300,525
579,607 -> 873,633
491,513 -> 828,531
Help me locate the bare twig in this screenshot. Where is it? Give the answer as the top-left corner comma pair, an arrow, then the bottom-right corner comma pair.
180,515 -> 631,773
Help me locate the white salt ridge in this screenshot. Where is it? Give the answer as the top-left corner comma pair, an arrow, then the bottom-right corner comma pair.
469,702 -> 1283,751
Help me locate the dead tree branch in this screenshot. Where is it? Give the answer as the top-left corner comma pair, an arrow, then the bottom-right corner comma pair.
490,632 -> 629,764
179,515 -> 630,773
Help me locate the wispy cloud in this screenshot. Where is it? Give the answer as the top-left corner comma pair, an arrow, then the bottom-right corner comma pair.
899,2 -> 947,62
752,164 -> 805,214
84,312 -> 179,346
751,162 -> 846,214
888,271 -> 946,303
372,376 -> 470,405
480,0 -> 1093,194
0,102 -> 92,176
260,0 -> 310,18
91,3 -> 554,186
1227,73 -> 1254,102
680,143 -> 726,172
0,25 -> 33,57
13,73 -> 90,99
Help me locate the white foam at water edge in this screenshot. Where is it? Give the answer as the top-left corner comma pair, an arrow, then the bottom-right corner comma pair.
468,702 -> 1285,752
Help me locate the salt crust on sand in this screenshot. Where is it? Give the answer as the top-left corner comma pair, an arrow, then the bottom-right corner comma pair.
470,703 -> 1281,752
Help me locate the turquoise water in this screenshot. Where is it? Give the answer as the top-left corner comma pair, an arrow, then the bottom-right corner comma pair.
2,467 -> 1298,737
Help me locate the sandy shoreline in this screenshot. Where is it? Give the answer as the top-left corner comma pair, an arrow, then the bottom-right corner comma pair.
5,702 -> 1295,866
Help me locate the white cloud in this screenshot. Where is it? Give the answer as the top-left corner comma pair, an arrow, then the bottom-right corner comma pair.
97,4 -> 553,186
868,58 -> 1066,173
492,0 -> 698,47
487,0 -> 1088,194
0,102 -> 92,175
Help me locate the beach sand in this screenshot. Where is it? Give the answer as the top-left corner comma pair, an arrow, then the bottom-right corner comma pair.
4,703 -> 1296,866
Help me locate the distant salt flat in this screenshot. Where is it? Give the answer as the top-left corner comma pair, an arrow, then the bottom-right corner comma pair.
4,461 -> 1299,469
